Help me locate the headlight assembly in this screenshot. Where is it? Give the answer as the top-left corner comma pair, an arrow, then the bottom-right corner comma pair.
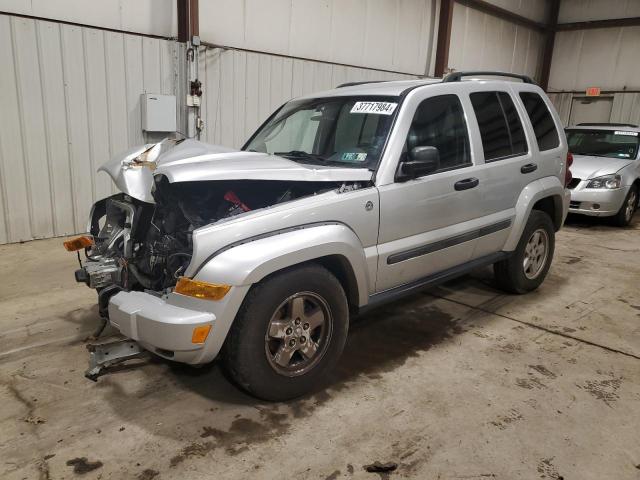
585,174 -> 621,189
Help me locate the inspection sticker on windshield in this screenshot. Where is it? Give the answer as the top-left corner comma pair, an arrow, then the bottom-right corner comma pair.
341,152 -> 368,162
614,131 -> 638,136
351,101 -> 397,115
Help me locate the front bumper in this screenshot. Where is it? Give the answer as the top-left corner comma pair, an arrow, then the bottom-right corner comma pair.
109,291 -> 215,364
568,185 -> 629,217
106,283 -> 250,365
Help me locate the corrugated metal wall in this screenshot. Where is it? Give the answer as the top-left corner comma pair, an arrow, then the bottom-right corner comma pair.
549,27 -> 640,91
0,0 -> 177,37
0,15 -> 178,244
197,46 -> 417,149
448,2 -> 545,81
558,0 -> 640,23
199,0 -> 439,76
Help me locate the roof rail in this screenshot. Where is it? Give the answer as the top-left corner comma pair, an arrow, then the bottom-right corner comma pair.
336,80 -> 389,88
443,71 -> 535,84
577,122 -> 639,128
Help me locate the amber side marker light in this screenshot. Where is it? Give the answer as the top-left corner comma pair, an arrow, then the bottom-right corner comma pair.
192,325 -> 212,344
63,235 -> 94,252
174,277 -> 231,301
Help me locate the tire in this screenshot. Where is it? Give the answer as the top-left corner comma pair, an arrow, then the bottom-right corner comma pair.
222,264 -> 349,401
613,185 -> 637,227
494,210 -> 555,294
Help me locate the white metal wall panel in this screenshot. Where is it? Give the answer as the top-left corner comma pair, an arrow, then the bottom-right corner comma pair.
547,93 -> 573,126
199,0 -> 438,76
448,2 -> 545,80
198,47 -> 417,149
0,0 -> 177,37
559,0 -> 640,23
0,15 -> 177,244
611,93 -> 640,126
549,27 -> 640,91
485,0 -> 548,22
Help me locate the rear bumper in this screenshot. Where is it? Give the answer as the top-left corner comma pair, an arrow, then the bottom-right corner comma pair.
109,291 -> 215,364
568,185 -> 629,217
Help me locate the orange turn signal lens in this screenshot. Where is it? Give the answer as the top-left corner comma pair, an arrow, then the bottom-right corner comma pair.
63,235 -> 94,252
174,277 -> 231,301
192,325 -> 212,344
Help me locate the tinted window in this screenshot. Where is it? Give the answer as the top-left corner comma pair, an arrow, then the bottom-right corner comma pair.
519,92 -> 560,151
498,92 -> 527,155
404,94 -> 471,173
470,91 -> 528,161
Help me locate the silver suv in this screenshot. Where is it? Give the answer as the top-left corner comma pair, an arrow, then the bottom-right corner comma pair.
67,71 -> 570,400
565,123 -> 640,226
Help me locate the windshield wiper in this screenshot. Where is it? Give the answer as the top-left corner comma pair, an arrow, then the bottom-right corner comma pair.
274,150 -> 328,163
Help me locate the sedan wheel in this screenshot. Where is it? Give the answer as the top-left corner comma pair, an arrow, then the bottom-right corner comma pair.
624,189 -> 637,223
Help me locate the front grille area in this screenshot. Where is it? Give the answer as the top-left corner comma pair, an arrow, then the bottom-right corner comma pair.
569,200 -> 581,209
567,178 -> 581,189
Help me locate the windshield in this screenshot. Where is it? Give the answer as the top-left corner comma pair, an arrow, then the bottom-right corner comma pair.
566,129 -> 639,159
243,96 -> 400,169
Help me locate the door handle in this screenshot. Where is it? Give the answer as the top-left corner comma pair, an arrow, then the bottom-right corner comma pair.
521,163 -> 538,174
454,177 -> 479,191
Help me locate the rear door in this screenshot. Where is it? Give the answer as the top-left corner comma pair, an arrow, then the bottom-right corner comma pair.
463,86 -> 534,258
515,87 -> 564,181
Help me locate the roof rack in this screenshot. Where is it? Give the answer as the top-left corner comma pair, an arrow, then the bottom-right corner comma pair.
577,122 -> 639,128
336,80 -> 389,88
443,71 -> 535,84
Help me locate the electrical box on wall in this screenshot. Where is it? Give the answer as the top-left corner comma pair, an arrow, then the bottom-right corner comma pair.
141,94 -> 176,132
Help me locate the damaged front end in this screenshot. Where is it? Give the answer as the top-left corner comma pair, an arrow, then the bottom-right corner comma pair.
75,177 -> 344,314
67,138 -> 372,379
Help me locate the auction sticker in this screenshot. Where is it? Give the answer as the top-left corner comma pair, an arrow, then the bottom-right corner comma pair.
350,101 -> 397,115
614,131 -> 638,136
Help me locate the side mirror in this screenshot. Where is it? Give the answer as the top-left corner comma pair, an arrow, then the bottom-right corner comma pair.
397,146 -> 440,180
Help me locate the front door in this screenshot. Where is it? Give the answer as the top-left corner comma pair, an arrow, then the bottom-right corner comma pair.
376,93 -> 484,292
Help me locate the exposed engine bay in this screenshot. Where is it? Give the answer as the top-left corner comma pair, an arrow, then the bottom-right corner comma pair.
76,176 -> 351,315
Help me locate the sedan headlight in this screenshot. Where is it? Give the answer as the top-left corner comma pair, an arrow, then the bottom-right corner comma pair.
585,174 -> 621,189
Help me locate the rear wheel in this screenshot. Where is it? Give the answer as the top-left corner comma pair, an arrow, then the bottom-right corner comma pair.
494,210 -> 555,294
222,264 -> 348,401
613,185 -> 637,227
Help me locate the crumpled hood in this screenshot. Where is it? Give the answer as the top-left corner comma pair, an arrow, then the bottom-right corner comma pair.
571,154 -> 633,180
99,139 -> 373,202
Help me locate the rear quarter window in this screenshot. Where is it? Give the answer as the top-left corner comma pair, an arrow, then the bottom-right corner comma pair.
519,92 -> 560,151
470,91 -> 528,161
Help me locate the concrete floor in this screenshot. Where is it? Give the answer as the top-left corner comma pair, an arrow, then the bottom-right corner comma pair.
1,215 -> 639,480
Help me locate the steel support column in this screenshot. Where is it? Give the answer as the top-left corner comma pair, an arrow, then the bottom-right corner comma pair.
539,0 -> 560,92
434,0 -> 455,78
177,0 -> 201,139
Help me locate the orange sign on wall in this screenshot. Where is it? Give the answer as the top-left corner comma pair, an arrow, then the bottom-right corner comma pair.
585,87 -> 601,97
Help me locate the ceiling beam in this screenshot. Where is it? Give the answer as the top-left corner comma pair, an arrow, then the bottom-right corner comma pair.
455,0 -> 547,32
557,16 -> 640,31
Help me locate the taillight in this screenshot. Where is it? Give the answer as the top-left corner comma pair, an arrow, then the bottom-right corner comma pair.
564,151 -> 573,187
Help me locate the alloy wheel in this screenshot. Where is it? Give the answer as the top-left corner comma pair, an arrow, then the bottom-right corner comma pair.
265,292 -> 332,377
625,190 -> 637,223
523,228 -> 549,280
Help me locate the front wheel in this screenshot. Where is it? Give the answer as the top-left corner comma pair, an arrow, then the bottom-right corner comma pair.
222,264 -> 349,401
494,210 -> 555,294
613,185 -> 637,227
